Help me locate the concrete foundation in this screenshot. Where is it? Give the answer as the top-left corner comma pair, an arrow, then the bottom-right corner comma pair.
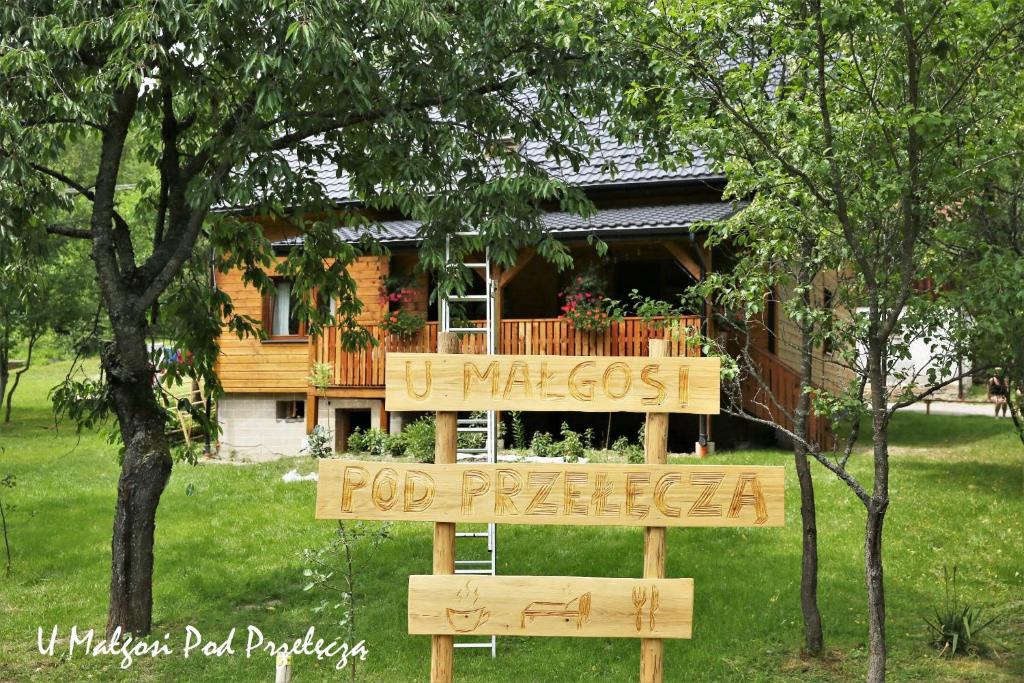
218,394 -> 386,460
216,393 -> 309,462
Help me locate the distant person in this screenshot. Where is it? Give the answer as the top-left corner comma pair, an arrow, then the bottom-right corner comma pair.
987,368 -> 1009,418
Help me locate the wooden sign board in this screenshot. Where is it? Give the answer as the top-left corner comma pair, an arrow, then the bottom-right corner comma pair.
384,353 -> 720,414
316,461 -> 784,527
409,575 -> 693,639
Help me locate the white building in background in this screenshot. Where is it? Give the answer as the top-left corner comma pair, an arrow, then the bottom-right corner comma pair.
856,307 -> 972,399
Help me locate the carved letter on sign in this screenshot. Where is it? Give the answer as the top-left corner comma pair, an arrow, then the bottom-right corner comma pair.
385,354 -> 720,414
317,461 -> 784,528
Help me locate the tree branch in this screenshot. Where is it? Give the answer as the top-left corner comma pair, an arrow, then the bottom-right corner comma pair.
46,224 -> 93,239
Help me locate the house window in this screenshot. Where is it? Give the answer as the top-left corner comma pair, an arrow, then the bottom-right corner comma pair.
264,279 -> 305,337
276,399 -> 305,421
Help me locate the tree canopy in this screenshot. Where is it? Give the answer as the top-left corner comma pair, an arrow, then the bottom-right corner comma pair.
0,0 -> 651,636
580,0 -> 1024,679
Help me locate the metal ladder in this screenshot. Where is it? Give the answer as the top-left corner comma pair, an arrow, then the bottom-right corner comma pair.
440,232 -> 498,658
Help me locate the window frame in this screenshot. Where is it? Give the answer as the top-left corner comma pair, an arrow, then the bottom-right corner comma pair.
262,277 -> 308,341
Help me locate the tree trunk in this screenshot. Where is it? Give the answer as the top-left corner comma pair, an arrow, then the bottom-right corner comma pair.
0,366 -> 8,423
4,332 -> 37,423
865,504 -> 887,683
793,270 -> 824,656
794,450 -> 823,654
102,332 -> 173,637
865,338 -> 890,683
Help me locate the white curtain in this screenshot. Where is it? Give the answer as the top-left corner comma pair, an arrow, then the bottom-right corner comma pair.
273,281 -> 292,335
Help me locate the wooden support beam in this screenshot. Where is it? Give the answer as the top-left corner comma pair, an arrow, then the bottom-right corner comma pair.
703,243 -> 714,446
431,332 -> 459,683
641,339 -> 670,683
306,336 -> 319,434
305,390 -> 319,434
496,247 -> 537,287
660,241 -> 701,282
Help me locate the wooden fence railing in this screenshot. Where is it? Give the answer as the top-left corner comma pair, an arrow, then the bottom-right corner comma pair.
312,316 -> 703,389
740,345 -> 835,450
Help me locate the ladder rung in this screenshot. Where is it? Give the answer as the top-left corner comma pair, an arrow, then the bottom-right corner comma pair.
457,427 -> 488,432
454,642 -> 494,648
448,294 -> 489,302
457,419 -> 488,425
446,327 -> 487,333
453,231 -> 480,237
461,262 -> 488,268
456,560 -> 494,566
456,532 -> 491,538
455,569 -> 496,575
458,448 -> 488,454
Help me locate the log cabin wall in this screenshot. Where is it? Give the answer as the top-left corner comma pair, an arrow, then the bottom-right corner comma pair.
214,252 -> 388,395
771,271 -> 853,394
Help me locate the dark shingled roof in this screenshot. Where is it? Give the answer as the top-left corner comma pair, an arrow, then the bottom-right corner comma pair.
267,122 -> 735,248
272,201 -> 747,248
279,123 -> 722,204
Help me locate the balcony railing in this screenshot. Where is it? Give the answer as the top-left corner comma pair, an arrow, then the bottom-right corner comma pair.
312,316 -> 703,389
739,345 -> 835,449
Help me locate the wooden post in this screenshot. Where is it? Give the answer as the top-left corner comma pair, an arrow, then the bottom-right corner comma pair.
431,332 -> 459,683
641,339 -> 670,683
306,334 -> 319,434
274,653 -> 292,683
703,243 -> 714,449
305,390 -> 319,434
638,339 -> 671,683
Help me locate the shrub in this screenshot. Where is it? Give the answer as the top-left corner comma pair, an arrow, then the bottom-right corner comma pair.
384,431 -> 408,458
530,431 -> 556,458
346,427 -> 389,456
508,411 -> 526,449
301,425 -> 334,459
403,417 -> 436,463
925,566 -> 997,656
611,435 -> 631,454
611,434 -> 644,464
555,422 -> 585,463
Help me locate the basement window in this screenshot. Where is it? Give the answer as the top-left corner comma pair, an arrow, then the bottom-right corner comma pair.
276,400 -> 305,422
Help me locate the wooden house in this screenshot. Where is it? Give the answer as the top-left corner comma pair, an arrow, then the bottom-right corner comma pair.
214,136 -> 839,460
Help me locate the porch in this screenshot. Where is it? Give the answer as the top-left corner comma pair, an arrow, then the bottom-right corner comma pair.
311,315 -> 704,389
309,313 -> 833,450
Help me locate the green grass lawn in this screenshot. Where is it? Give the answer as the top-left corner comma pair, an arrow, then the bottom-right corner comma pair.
1,360 -> 1022,682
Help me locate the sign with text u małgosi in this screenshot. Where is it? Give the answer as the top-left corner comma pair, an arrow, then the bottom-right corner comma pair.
315,461 -> 784,528
384,353 -> 720,414
408,575 -> 694,639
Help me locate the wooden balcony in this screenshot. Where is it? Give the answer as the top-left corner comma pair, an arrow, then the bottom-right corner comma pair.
312,316 -> 703,389
739,345 -> 834,449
